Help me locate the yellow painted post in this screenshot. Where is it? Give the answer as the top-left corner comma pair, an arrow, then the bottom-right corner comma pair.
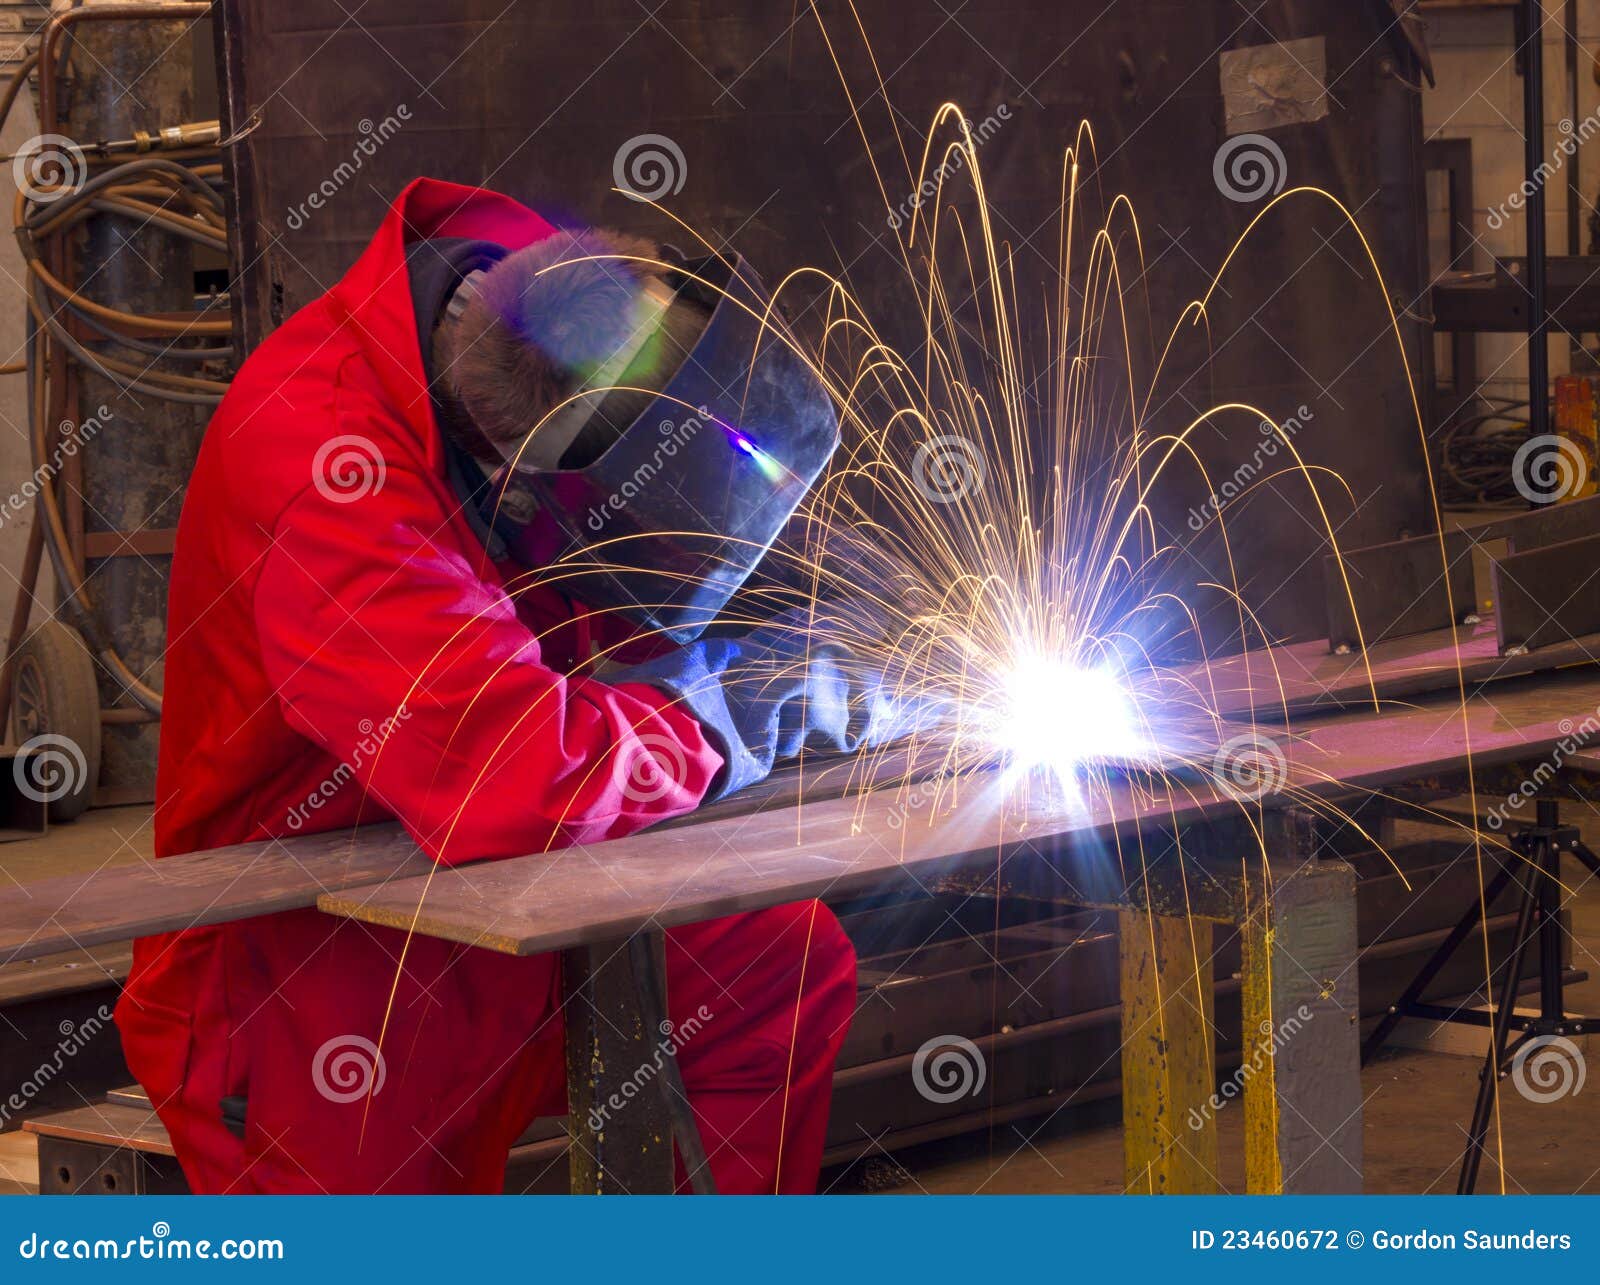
1239,901 -> 1285,1195
1238,811 -> 1363,1194
1118,908 -> 1220,1194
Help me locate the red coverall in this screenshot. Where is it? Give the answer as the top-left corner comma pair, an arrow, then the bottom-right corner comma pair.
115,178 -> 856,1194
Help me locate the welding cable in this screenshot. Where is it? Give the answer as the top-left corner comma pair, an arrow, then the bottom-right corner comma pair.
24,317 -> 162,714
28,186 -> 228,253
26,173 -> 230,246
1439,403 -> 1532,507
62,299 -> 231,363
22,155 -> 224,230
15,164 -> 233,340
19,250 -> 232,340
30,280 -> 228,402
626,934 -> 717,1195
1,27 -> 224,720
49,194 -> 229,253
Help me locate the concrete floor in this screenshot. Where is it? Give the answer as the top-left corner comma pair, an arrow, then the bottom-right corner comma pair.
2,801 -> 1598,1196
0,804 -> 154,886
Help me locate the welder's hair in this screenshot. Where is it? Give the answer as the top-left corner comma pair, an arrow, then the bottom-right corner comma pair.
439,227 -> 710,467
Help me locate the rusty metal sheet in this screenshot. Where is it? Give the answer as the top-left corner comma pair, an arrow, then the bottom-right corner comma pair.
1492,533 -> 1600,654
1160,615 -> 1600,721
317,668 -> 1600,957
0,826 -> 433,963
1323,528 -> 1477,650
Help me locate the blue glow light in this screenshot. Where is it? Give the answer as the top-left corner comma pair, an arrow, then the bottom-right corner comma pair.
727,427 -> 785,481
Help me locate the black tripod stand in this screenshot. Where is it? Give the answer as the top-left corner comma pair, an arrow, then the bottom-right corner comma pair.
1361,798 -> 1600,1193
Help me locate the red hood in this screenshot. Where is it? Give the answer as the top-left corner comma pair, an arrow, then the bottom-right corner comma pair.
325,177 -> 557,474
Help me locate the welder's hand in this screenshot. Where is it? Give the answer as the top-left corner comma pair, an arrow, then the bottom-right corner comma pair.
609,609 -> 935,800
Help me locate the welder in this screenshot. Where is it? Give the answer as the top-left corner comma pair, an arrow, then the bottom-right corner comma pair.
116,178 -> 914,1194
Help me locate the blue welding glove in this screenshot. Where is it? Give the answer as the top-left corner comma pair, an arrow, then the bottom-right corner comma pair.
610,610 -> 932,801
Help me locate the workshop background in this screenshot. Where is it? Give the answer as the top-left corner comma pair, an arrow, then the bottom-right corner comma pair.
0,0 -> 1597,1198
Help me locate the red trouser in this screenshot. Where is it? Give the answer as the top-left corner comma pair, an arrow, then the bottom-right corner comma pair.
119,900 -> 856,1194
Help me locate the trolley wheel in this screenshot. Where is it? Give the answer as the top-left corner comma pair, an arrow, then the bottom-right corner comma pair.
11,620 -> 102,822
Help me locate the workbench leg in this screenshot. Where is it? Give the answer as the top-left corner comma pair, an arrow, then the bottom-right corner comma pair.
1239,812 -> 1363,1193
1119,909 -> 1220,1194
562,934 -> 675,1195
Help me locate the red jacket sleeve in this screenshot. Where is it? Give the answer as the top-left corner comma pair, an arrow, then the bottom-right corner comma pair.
252,462 -> 723,864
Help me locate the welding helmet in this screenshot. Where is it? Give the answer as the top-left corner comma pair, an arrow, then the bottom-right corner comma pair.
460,252 -> 839,643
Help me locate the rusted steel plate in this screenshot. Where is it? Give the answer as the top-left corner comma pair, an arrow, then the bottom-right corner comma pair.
1492,533 -> 1600,654
318,669 -> 1600,957
1322,528 -> 1475,651
0,826 -> 432,963
1177,616 -> 1600,719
